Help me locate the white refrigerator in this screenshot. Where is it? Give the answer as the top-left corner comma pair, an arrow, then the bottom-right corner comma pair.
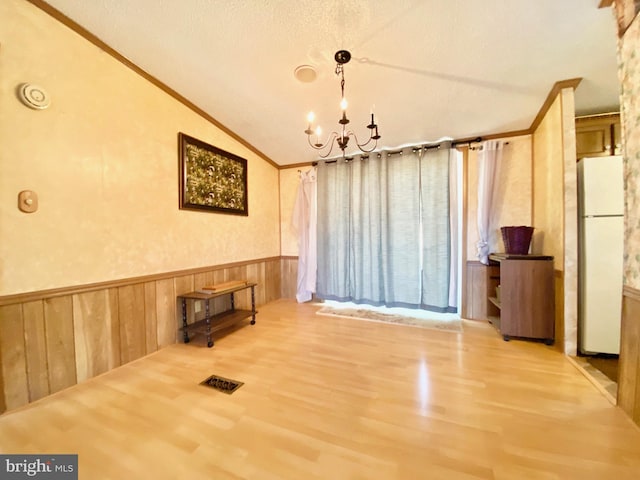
577,156 -> 624,355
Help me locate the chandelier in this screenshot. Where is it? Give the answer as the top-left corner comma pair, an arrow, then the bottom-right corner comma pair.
304,50 -> 380,158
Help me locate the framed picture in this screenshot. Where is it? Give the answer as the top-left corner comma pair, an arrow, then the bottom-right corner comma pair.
178,132 -> 248,216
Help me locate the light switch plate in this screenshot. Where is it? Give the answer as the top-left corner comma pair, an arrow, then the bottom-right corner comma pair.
18,190 -> 38,213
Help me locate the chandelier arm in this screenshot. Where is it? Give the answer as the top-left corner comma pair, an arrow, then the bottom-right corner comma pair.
306,131 -> 338,151
306,131 -> 339,158
349,131 -> 379,153
315,139 -> 339,158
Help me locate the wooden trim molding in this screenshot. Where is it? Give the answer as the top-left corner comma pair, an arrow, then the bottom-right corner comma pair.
302,78 -> 582,161
0,256 -> 281,306
280,162 -> 315,171
466,260 -> 485,266
623,285 -> 640,302
555,269 -> 564,279
619,285 -> 640,426
456,79 -> 581,147
453,129 -> 531,146
529,78 -> 583,133
27,0 -> 581,171
0,256 -> 289,413
26,0 -> 279,169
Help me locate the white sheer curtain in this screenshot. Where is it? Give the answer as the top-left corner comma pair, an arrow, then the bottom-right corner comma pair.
292,167 -> 317,303
476,140 -> 505,264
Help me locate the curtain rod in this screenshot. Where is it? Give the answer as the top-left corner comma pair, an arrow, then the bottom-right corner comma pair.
452,137 -> 482,148
310,136 -> 493,166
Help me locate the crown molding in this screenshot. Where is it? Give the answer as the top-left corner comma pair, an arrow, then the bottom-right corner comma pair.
529,78 -> 583,132
624,285 -> 640,302
26,0 -> 279,169
24,1 -> 585,170
0,256 -> 281,306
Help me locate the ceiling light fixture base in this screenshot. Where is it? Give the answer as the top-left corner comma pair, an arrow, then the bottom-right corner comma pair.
334,50 -> 351,65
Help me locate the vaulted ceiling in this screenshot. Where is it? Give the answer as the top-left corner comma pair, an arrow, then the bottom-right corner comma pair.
42,0 -> 620,166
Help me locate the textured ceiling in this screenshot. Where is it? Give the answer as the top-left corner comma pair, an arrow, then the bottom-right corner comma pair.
43,0 -> 620,166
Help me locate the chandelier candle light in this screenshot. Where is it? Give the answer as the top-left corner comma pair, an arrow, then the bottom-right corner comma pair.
305,50 -> 380,158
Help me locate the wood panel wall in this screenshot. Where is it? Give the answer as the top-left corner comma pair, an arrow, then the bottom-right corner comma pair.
618,286 -> 640,425
280,257 -> 298,299
464,261 -> 484,320
0,257 -> 284,414
554,271 -> 565,353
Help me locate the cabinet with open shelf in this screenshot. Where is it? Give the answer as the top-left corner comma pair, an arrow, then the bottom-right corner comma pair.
488,254 -> 555,344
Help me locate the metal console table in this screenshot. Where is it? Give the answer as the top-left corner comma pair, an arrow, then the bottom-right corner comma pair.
178,282 -> 257,348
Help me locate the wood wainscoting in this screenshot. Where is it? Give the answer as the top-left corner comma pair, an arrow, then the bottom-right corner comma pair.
619,285 -> 640,426
554,269 -> 565,353
280,256 -> 298,299
2,299 -> 639,478
0,257 -> 285,414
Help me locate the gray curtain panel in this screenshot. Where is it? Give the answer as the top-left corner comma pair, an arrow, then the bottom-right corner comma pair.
316,146 -> 453,311
420,144 -> 454,312
316,159 -> 353,301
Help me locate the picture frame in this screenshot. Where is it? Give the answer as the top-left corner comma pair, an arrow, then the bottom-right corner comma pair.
178,132 -> 248,216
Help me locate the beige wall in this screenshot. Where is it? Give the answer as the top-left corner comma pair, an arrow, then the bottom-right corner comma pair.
561,88 -> 579,357
531,88 -> 578,355
619,15 -> 640,290
532,96 -> 565,262
0,0 -> 280,296
617,7 -> 640,426
466,135 -> 532,261
279,167 -> 303,256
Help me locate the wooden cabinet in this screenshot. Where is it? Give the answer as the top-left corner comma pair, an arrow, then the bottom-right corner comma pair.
465,261 -> 500,320
488,254 -> 555,344
575,113 -> 621,158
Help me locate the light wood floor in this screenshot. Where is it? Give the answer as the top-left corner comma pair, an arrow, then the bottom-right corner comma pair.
1,299 -> 639,479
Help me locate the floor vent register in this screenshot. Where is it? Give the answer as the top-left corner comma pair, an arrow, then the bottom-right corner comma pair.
200,374 -> 244,394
